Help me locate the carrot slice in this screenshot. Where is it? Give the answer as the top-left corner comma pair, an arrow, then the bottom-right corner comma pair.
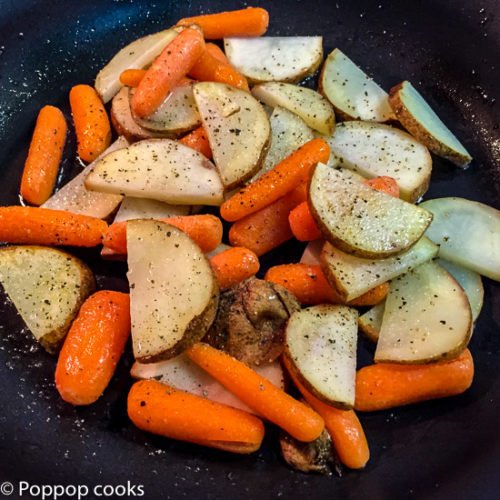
229,185 -> 307,256
177,7 -> 269,39
210,247 -> 260,289
103,214 -> 222,254
179,126 -> 213,159
119,68 -> 147,87
365,175 -> 400,198
0,206 -> 107,247
20,105 -> 67,206
186,343 -> 324,442
205,43 -> 229,63
128,379 -> 265,454
282,356 -> 370,469
55,291 -> 130,405
355,349 -> 474,412
288,201 -> 322,242
69,84 -> 111,162
131,28 -> 205,118
220,138 -> 330,222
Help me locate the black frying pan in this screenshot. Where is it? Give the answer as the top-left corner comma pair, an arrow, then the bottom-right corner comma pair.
0,1 -> 499,498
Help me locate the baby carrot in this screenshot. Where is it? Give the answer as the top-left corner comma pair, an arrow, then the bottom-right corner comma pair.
265,264 -> 388,307
365,175 -> 400,198
128,379 -> 265,454
20,105 -> 67,206
282,356 -> 370,469
189,47 -> 249,91
55,291 -> 130,406
186,343 -> 325,442
179,126 -> 213,159
210,247 -> 260,289
177,7 -> 269,39
131,28 -> 205,118
229,185 -> 307,256
220,138 -> 330,222
103,214 -> 222,254
119,68 -> 147,87
205,43 -> 229,63
69,84 -> 111,163
0,206 -> 107,247
355,349 -> 474,412
288,201 -> 322,241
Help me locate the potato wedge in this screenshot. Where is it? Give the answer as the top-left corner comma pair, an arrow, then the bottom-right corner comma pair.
193,82 -> 270,189
358,302 -> 385,342
326,121 -> 432,202
95,26 -> 182,103
310,164 -> 433,259
285,305 -> 358,409
224,36 -> 323,84
389,81 -> 472,167
420,197 -> 500,281
42,137 -> 127,218
252,82 -> 335,135
375,261 -> 472,364
300,240 -> 324,265
113,197 -> 190,223
127,220 -> 219,362
321,237 -> 438,301
0,246 -> 95,353
85,139 -> 224,206
319,48 -> 395,122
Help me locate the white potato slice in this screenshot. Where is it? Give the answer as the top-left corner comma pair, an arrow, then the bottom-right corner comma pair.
321,236 -> 438,301
193,82 -> 270,189
252,82 -> 335,135
285,305 -> 358,409
42,137 -> 127,218
326,121 -> 432,202
0,246 -> 94,353
95,26 -> 181,103
224,36 -> 323,83
130,355 -> 284,415
389,81 -> 472,167
300,240 -> 324,265
420,197 -> 500,281
437,259 -> 484,322
310,164 -> 433,258
358,302 -> 385,342
319,48 -> 395,122
113,197 -> 190,223
127,220 -> 219,362
375,261 -> 472,364
85,139 -> 224,206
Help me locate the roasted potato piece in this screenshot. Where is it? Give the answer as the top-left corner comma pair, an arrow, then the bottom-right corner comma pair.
358,302 -> 385,342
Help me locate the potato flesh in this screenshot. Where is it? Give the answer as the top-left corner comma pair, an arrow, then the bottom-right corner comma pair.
326,121 -> 432,202
127,220 -> 217,362
321,237 -> 438,301
113,197 -> 190,223
358,302 -> 385,342
300,240 -> 324,265
224,36 -> 323,83
320,48 -> 394,122
252,82 -> 335,135
85,139 -> 224,206
420,197 -> 500,281
310,164 -> 433,258
286,304 -> 358,408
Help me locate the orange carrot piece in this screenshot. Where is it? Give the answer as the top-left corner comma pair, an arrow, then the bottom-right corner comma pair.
355,349 -> 474,412
55,291 -> 130,405
365,176 -> 400,198
265,264 -> 388,307
69,84 -> 111,162
205,43 -> 229,63
119,68 -> 147,87
131,28 -> 205,118
210,247 -> 260,289
20,106 -> 67,206
186,343 -> 324,442
189,47 -> 249,91
177,7 -> 269,39
282,356 -> 370,469
229,185 -> 307,256
128,379 -> 265,454
179,126 -> 213,159
0,206 -> 107,247
220,139 -> 330,222
103,214 -> 223,254
288,201 -> 322,242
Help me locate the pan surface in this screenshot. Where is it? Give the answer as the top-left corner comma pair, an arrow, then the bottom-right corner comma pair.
0,1 -> 499,498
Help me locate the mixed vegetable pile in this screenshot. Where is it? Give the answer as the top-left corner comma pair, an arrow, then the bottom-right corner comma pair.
1,6 -> 499,474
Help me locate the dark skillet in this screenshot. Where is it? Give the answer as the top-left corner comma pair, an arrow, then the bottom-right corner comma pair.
0,1 -> 499,498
